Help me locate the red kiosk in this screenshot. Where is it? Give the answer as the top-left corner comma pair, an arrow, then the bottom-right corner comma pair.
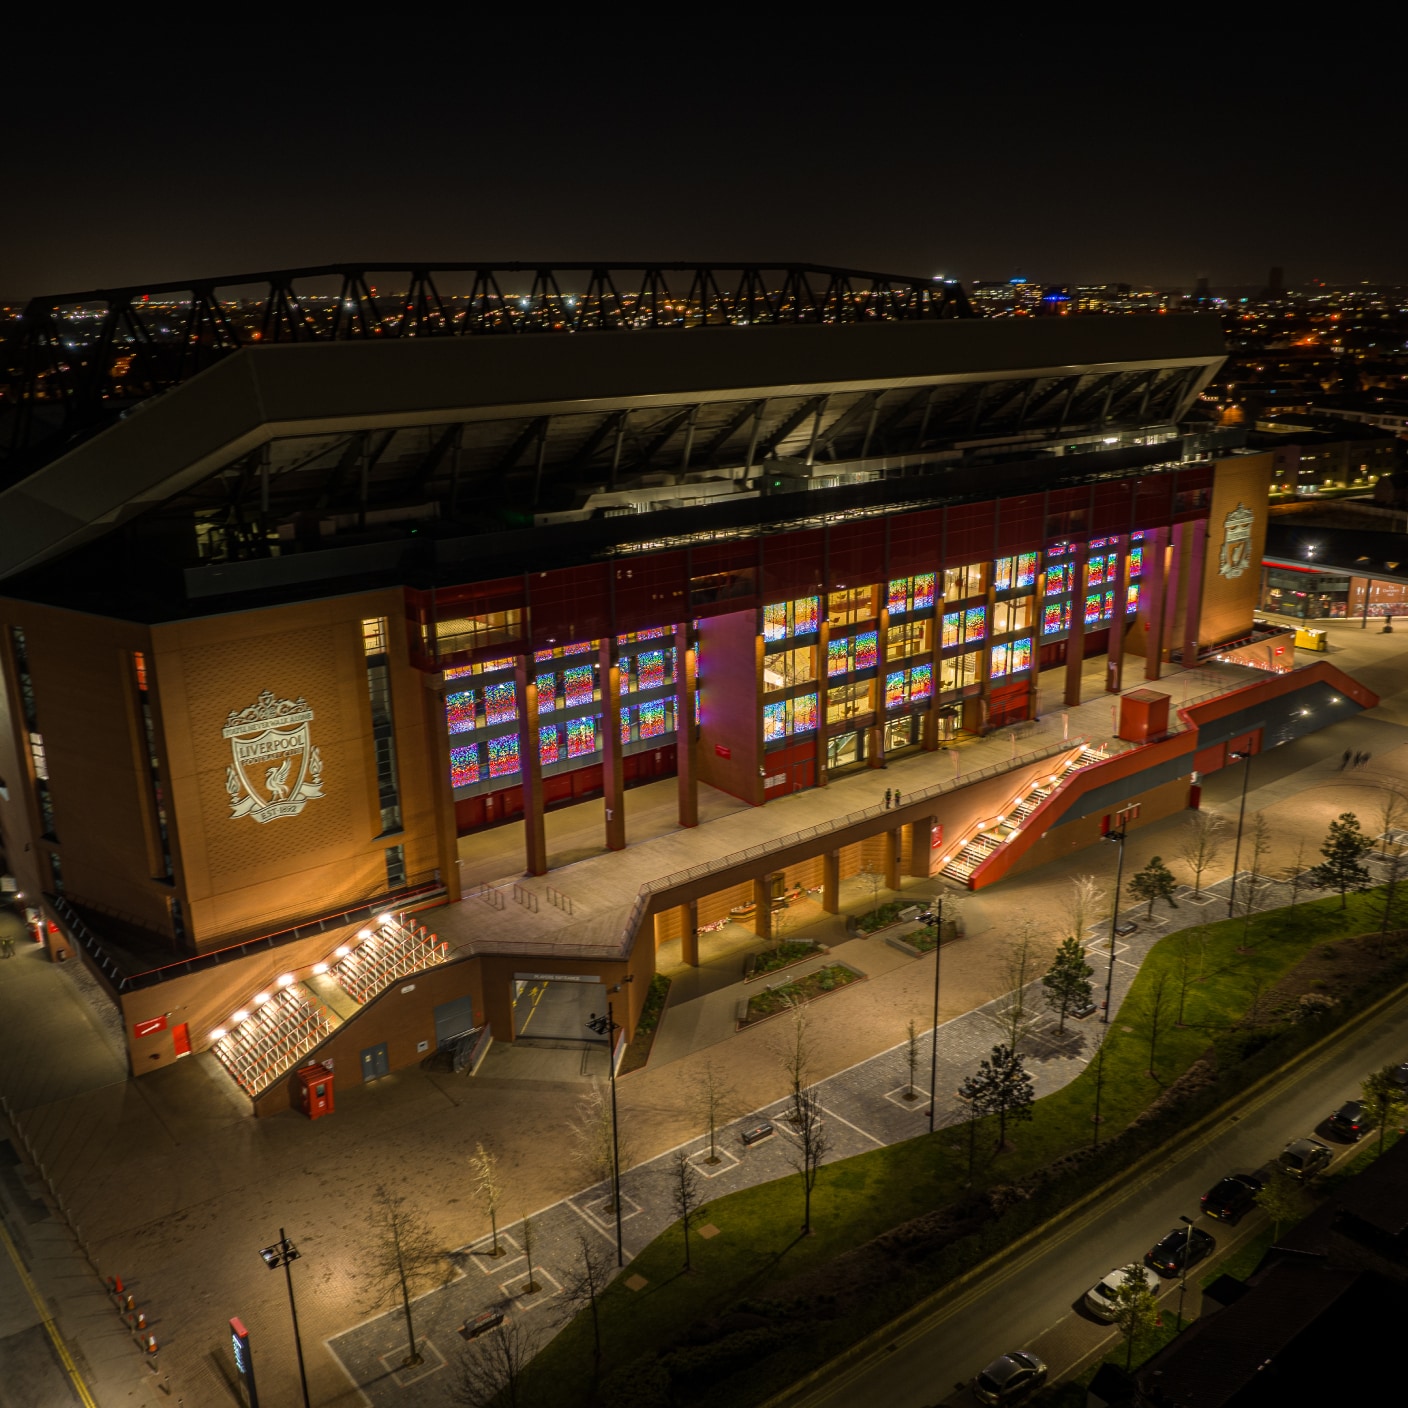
294,1062 -> 334,1120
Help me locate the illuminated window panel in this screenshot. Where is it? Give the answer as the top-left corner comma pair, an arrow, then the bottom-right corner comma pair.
1010,637 -> 1033,673
567,715 -> 597,758
963,608 -> 986,642
564,640 -> 592,656
639,699 -> 667,738
763,700 -> 787,742
910,663 -> 933,703
1084,592 -> 1104,627
827,637 -> 849,678
913,573 -> 935,610
1127,583 -> 1141,613
637,650 -> 666,691
854,631 -> 878,671
941,611 -> 962,649
484,682 -> 517,725
620,706 -> 634,745
563,665 -> 595,707
1045,563 -> 1072,596
1016,553 -> 1038,588
1102,590 -> 1115,621
990,643 -> 1010,678
1088,537 -> 1109,552
636,626 -> 668,641
535,673 -> 557,712
539,724 -> 561,766
1131,530 -> 1145,542
443,664 -> 474,681
792,693 -> 818,734
446,690 -> 476,734
885,671 -> 907,710
1042,601 -> 1067,636
1047,542 -> 1071,558
1128,546 -> 1144,579
534,649 -> 555,663
993,557 -> 1014,593
763,603 -> 788,642
888,579 -> 909,614
487,734 -> 519,778
793,596 -> 819,635
450,743 -> 480,788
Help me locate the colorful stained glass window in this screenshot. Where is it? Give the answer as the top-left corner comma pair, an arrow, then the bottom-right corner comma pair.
446,689 -> 476,734
1047,541 -> 1071,557
535,673 -> 557,711
1131,530 -> 1145,541
565,640 -> 592,656
1010,637 -> 1033,673
993,557 -> 1014,592
563,665 -> 594,706
639,699 -> 667,738
854,631 -> 878,671
942,611 -> 961,649
763,700 -> 787,741
827,637 -> 848,677
567,715 -> 597,758
1045,563 -> 1072,596
888,579 -> 909,614
964,607 -> 986,642
1042,601 -> 1067,636
915,573 -> 935,609
485,682 -> 517,725
488,734 -> 519,777
450,743 -> 480,788
1128,546 -> 1143,579
793,596 -> 819,635
443,664 -> 475,681
1084,592 -> 1103,626
1016,553 -> 1038,588
763,602 -> 788,642
533,648 -> 555,663
885,671 -> 907,710
990,643 -> 1010,678
792,693 -> 818,734
1126,583 -> 1141,613
637,650 -> 666,691
1087,537 -> 1109,552
636,626 -> 668,641
538,724 -> 561,766
620,707 -> 634,744
1103,590 -> 1115,620
911,663 -> 933,703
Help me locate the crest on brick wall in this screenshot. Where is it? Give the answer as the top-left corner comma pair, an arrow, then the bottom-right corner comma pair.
1218,501 -> 1255,580
223,690 -> 325,824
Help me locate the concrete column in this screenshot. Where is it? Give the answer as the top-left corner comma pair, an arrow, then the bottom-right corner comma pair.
1144,527 -> 1168,681
679,899 -> 700,967
1163,524 -> 1184,668
868,603 -> 889,768
599,639 -> 625,851
822,850 -> 840,913
908,817 -> 935,877
674,623 -> 698,827
1064,541 -> 1089,707
1107,533 -> 1130,695
883,829 -> 901,891
815,617 -> 831,786
423,682 -> 463,902
483,964 -> 517,1042
752,875 -> 773,942
515,659 -> 548,876
1182,520 -> 1208,668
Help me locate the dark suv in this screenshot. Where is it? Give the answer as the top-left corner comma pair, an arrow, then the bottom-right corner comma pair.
1327,1100 -> 1366,1142
1145,1226 -> 1215,1277
1200,1174 -> 1263,1223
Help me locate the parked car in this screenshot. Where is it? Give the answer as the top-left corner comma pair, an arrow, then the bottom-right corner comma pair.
1200,1173 -> 1264,1223
1390,1062 -> 1408,1092
1083,1264 -> 1162,1322
973,1350 -> 1048,1405
1327,1100 -> 1366,1142
1144,1226 -> 1215,1277
1279,1136 -> 1332,1181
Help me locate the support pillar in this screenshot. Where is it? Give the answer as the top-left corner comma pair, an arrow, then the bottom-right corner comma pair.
674,623 -> 698,827
815,617 -> 831,786
600,639 -> 625,851
868,603 -> 890,768
679,899 -> 699,967
1064,541 -> 1089,707
822,850 -> 840,913
1182,520 -> 1207,668
515,660 -> 547,876
1144,527 -> 1168,681
883,829 -> 901,891
1163,523 -> 1184,669
908,817 -> 935,877
1107,533 -> 1130,695
752,875 -> 773,942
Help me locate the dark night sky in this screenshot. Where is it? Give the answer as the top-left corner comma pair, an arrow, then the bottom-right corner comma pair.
8,25 -> 1405,298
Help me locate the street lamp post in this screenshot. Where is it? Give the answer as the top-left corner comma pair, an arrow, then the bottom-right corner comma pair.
1101,822 -> 1130,1024
259,1229 -> 311,1408
1225,745 -> 1255,919
587,981 -> 631,1268
928,893 -> 943,1133
1175,1214 -> 1196,1331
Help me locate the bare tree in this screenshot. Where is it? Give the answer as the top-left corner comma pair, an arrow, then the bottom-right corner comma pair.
777,998 -> 812,1127
671,1150 -> 706,1271
1171,931 -> 1197,1027
1376,788 -> 1408,860
471,1142 -> 505,1257
1176,810 -> 1228,898
521,1211 -> 540,1295
1287,838 -> 1313,913
859,863 -> 885,918
1135,971 -> 1172,1079
789,1085 -> 829,1234
562,1233 -> 612,1379
694,1058 -> 736,1164
1060,874 -> 1107,943
451,1317 -> 539,1408
986,921 -> 1043,1050
902,1018 -> 922,1099
360,1185 -> 448,1368
572,1080 -> 632,1210
1241,813 -> 1273,911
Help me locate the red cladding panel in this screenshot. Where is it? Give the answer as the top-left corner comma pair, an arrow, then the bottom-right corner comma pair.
946,502 -> 995,563
762,529 -> 825,600
529,564 -> 611,647
614,552 -> 687,635
436,576 -> 526,616
996,493 -> 1044,553
1091,480 -> 1136,536
888,510 -> 941,578
828,519 -> 888,589
1134,475 -> 1174,527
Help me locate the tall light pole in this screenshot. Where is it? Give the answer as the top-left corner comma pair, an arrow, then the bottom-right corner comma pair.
259,1229 -> 310,1408
928,893 -> 943,1133
1101,819 -> 1130,1024
588,978 -> 631,1268
1175,1214 -> 1196,1331
1225,743 -> 1256,919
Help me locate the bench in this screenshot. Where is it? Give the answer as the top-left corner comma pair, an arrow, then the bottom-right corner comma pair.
741,1121 -> 775,1147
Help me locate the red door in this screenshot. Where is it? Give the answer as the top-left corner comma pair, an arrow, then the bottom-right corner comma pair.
171,1023 -> 191,1057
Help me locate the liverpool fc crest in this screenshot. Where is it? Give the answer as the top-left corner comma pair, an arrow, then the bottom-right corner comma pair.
223,690 -> 326,824
1218,502 -> 1255,580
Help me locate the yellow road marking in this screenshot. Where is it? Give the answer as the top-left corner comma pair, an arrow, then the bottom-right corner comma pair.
518,981 -> 548,1034
0,1216 -> 98,1408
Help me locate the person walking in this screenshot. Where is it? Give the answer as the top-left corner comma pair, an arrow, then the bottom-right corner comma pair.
883,787 -> 892,809
1,936 -> 12,958
1361,752 -> 1373,769
893,788 -> 902,808
1341,748 -> 1352,770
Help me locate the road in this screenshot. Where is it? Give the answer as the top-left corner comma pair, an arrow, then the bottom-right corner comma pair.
802,986 -> 1408,1408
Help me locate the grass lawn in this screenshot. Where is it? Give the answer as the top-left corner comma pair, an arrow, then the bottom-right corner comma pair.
528,887 -> 1399,1406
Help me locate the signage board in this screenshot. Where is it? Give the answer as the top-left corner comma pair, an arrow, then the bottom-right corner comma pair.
133,1015 -> 168,1039
514,972 -> 601,983
230,1317 -> 259,1408
714,744 -> 731,758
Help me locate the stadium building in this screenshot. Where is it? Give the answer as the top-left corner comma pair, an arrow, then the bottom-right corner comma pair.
0,265 -> 1373,1110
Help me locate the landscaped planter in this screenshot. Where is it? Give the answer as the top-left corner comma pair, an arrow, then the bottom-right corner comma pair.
619,974 -> 672,1075
735,963 -> 864,1028
743,941 -> 829,982
886,922 -> 964,959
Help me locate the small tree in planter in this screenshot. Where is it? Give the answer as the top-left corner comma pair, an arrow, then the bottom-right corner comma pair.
1361,1062 -> 1408,1158
1307,812 -> 1374,909
1109,1264 -> 1159,1372
671,1150 -> 705,1271
469,1142 -> 505,1257
1256,1164 -> 1310,1237
693,1058 -> 736,1165
1129,856 -> 1179,920
789,1085 -> 829,1235
1059,873 -> 1106,945
1176,809 -> 1228,898
1041,936 -> 1094,1034
903,1018 -> 922,1100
